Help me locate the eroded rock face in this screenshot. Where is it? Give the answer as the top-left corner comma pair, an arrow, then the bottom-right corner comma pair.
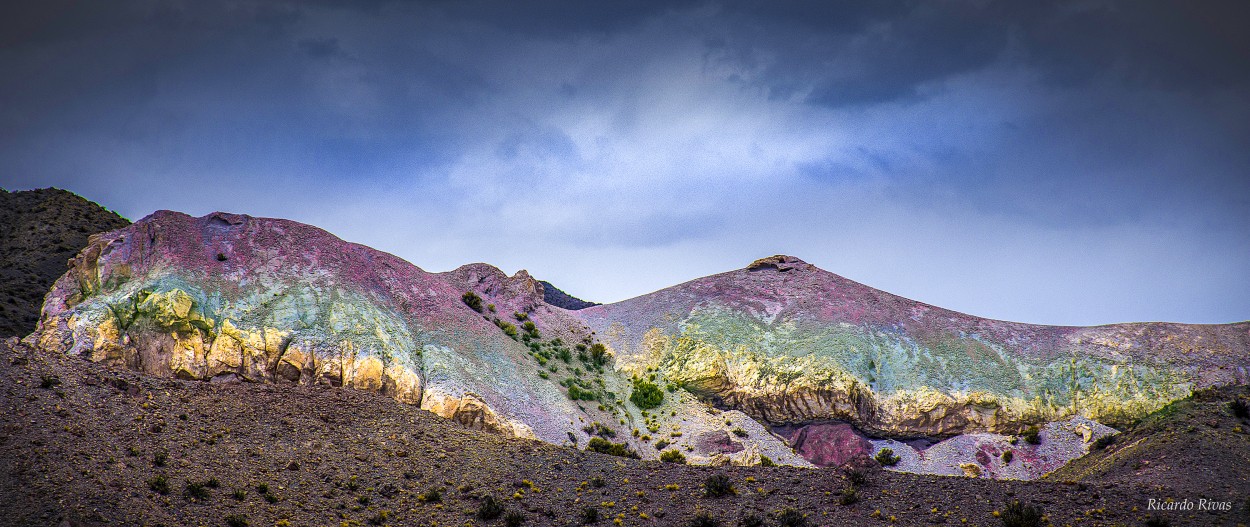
26,211 -> 815,467
783,422 -> 872,468
578,255 -> 1250,438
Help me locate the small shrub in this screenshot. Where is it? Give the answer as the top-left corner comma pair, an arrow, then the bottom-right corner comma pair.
357,495 -> 370,506
687,511 -> 721,527
153,451 -> 168,467
514,312 -> 528,321
587,437 -> 638,458
654,439 -> 670,450
256,483 -> 270,494
504,511 -> 527,526
1002,450 -> 1014,463
844,468 -> 867,487
731,427 -> 748,437
758,455 -> 777,467
660,450 -> 687,464
589,343 -> 610,366
703,474 -> 735,498
839,485 -> 859,505
147,475 -> 169,495
39,375 -> 60,389
367,510 -> 389,526
185,481 -> 210,500
1230,398 -> 1249,419
1000,500 -> 1043,527
417,487 -> 442,503
589,475 -> 606,488
232,489 -> 246,501
477,494 -> 503,520
630,379 -> 664,410
874,448 -> 900,466
776,508 -> 808,527
1022,426 -> 1042,445
738,513 -> 764,527
462,291 -> 484,312
581,506 -> 600,524
224,514 -> 249,527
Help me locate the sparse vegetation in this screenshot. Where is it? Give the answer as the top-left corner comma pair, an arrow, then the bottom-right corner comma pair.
224,514 -> 249,527
875,447 -> 900,466
1022,426 -> 1042,445
39,374 -> 59,389
417,487 -> 442,503
999,500 -> 1044,527
152,451 -> 168,467
1002,450 -> 1014,463
703,474 -> 735,498
184,480 -> 211,501
477,494 -> 504,520
739,512 -> 764,527
580,506 -> 600,524
587,437 -> 638,458
758,455 -> 777,467
839,485 -> 859,505
1093,434 -> 1115,450
462,291 -> 484,312
629,378 -> 664,410
844,468 -> 866,486
688,511 -> 720,527
147,475 -> 170,495
505,510 -> 527,526
660,449 -> 687,464
776,508 -> 808,527
731,427 -> 748,437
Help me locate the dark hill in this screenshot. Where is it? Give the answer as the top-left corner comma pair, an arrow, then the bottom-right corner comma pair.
0,188 -> 129,337
539,280 -> 600,310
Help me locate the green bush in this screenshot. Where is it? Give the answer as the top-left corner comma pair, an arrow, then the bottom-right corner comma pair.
147,475 -> 170,495
417,487 -> 442,503
839,485 -> 859,505
505,511 -> 527,527
581,506 -> 600,524
759,455 -> 777,467
687,511 -> 720,527
776,508 -> 808,526
1022,426 -> 1042,445
224,514 -> 249,527
184,480 -> 211,500
587,437 -> 638,458
660,450 -> 686,464
494,319 -> 518,338
1000,500 -> 1044,527
1001,450 -> 1014,463
514,312 -> 528,321
874,448 -> 900,466
703,474 -> 735,498
477,494 -> 503,520
462,291 -> 484,312
630,379 -> 664,410
589,343 -> 610,366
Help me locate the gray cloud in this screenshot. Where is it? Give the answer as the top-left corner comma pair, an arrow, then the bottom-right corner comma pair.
1,0 -> 1247,325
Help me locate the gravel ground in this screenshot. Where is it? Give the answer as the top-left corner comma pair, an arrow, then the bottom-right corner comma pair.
3,339 -> 1248,527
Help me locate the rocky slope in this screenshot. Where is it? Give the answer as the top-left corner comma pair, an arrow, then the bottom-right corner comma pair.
27,210 -> 807,466
25,212 -> 1250,480
0,188 -> 129,338
5,338 -> 1246,527
579,255 -> 1250,439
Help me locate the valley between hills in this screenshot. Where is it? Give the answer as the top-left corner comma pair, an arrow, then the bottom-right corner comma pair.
2,187 -> 1248,527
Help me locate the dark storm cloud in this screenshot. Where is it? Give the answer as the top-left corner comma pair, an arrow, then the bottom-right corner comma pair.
1,0 -> 1247,324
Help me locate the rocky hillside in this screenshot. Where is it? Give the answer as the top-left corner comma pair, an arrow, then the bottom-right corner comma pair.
579,255 -> 1250,439
0,188 -> 129,338
5,337 -> 1246,527
25,212 -> 1250,481
28,211 -> 807,466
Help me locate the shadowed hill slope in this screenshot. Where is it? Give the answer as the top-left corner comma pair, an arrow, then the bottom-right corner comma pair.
539,280 -> 600,310
0,188 -> 129,338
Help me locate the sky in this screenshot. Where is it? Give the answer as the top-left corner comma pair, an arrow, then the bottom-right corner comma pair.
1,1 -> 1248,326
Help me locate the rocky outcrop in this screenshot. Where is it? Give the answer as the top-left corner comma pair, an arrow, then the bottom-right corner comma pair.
578,255 -> 1250,438
26,211 -> 813,467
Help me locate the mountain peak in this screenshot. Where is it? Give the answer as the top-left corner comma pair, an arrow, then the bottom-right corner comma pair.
746,254 -> 811,272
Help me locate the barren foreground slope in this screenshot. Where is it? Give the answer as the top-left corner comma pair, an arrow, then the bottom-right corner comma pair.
3,338 -> 1248,527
